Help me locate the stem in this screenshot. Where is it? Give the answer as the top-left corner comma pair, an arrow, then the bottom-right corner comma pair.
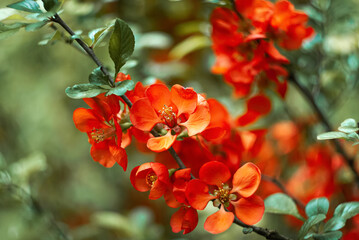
234,217 -> 293,240
51,14 -> 292,240
288,73 -> 359,187
262,174 -> 305,211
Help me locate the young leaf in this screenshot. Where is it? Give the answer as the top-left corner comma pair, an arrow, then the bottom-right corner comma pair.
0,22 -> 27,40
169,35 -> 211,60
323,216 -> 345,232
109,18 -> 135,75
298,214 -> 326,239
65,84 -> 107,99
89,24 -> 114,48
106,80 -> 135,96
24,20 -> 48,32
264,193 -> 305,220
317,131 -> 347,140
7,0 -> 43,13
333,201 -> 359,220
305,198 -> 329,218
340,118 -> 357,128
89,67 -> 109,86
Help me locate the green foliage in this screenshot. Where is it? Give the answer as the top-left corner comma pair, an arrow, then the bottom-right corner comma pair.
42,0 -> 59,11
89,24 -> 114,48
106,80 -> 135,97
264,193 -> 304,221
305,198 -> 329,218
242,227 -> 253,234
0,22 -> 27,39
89,67 -> 109,86
169,35 -> 211,60
317,118 -> 359,145
7,0 -> 42,13
298,214 -> 326,239
24,20 -> 48,32
109,18 -> 135,76
65,83 -> 108,99
305,231 -> 342,240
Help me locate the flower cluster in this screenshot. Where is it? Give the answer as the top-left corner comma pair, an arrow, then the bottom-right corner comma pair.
210,0 -> 314,99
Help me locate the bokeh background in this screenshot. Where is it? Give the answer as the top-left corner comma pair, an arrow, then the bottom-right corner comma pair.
1,0 -> 359,239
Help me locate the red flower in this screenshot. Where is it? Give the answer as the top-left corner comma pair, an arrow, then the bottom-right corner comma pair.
170,206 -> 198,234
130,162 -> 170,200
270,0 -> 314,50
73,93 -> 127,169
186,161 -> 264,234
130,83 -> 210,152
236,94 -> 271,126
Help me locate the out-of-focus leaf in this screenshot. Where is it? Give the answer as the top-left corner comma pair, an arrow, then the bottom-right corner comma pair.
38,30 -> 61,45
137,32 -> 172,49
109,18 -> 135,75
91,211 -> 134,236
323,216 -> 346,232
89,67 -> 109,86
106,80 -> 135,96
65,84 -> 107,99
317,131 -> 347,140
24,20 -> 48,32
264,193 -> 305,220
243,227 -> 253,234
305,198 -> 329,218
298,214 -> 326,239
7,0 -> 42,13
0,22 -> 27,40
169,35 -> 211,59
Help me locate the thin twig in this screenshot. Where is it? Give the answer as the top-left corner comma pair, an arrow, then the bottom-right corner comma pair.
288,73 -> 359,187
262,174 -> 305,211
51,14 -> 292,240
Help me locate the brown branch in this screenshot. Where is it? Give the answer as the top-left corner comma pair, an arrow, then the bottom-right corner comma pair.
262,174 -> 305,211
51,14 -> 292,240
288,73 -> 359,187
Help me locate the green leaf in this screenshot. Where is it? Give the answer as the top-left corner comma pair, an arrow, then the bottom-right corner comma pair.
242,227 -> 253,234
317,131 -> 347,140
305,198 -> 329,218
0,22 -> 27,40
65,84 -> 107,99
38,30 -> 61,45
323,216 -> 345,232
264,193 -> 304,220
109,18 -> 135,75
106,80 -> 135,96
338,118 -> 359,133
310,231 -> 342,240
298,214 -> 326,239
24,20 -> 48,32
89,67 -> 109,86
333,201 -> 359,220
89,24 -> 114,48
7,0 -> 42,13
42,0 -> 59,11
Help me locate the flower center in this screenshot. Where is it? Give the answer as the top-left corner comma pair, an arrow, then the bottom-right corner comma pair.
159,105 -> 177,128
91,127 -> 116,143
146,172 -> 158,187
214,188 -> 230,204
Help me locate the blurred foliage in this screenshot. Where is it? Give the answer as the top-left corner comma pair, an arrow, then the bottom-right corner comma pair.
1,0 -> 359,239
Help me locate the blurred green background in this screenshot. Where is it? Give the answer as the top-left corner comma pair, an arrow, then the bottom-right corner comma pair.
1,0 -> 359,239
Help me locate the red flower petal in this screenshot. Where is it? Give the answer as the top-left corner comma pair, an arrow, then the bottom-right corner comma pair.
90,141 -> 117,168
186,179 -> 215,210
108,143 -> 128,171
164,187 -> 182,208
236,94 -> 271,127
232,162 -> 261,197
180,103 -> 210,136
146,83 -> 172,113
147,131 -> 177,152
130,98 -> 161,131
130,163 -> 152,192
73,108 -> 106,132
204,205 -> 234,234
171,84 -> 198,116
232,195 -> 264,225
170,206 -> 198,234
199,161 -> 231,187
